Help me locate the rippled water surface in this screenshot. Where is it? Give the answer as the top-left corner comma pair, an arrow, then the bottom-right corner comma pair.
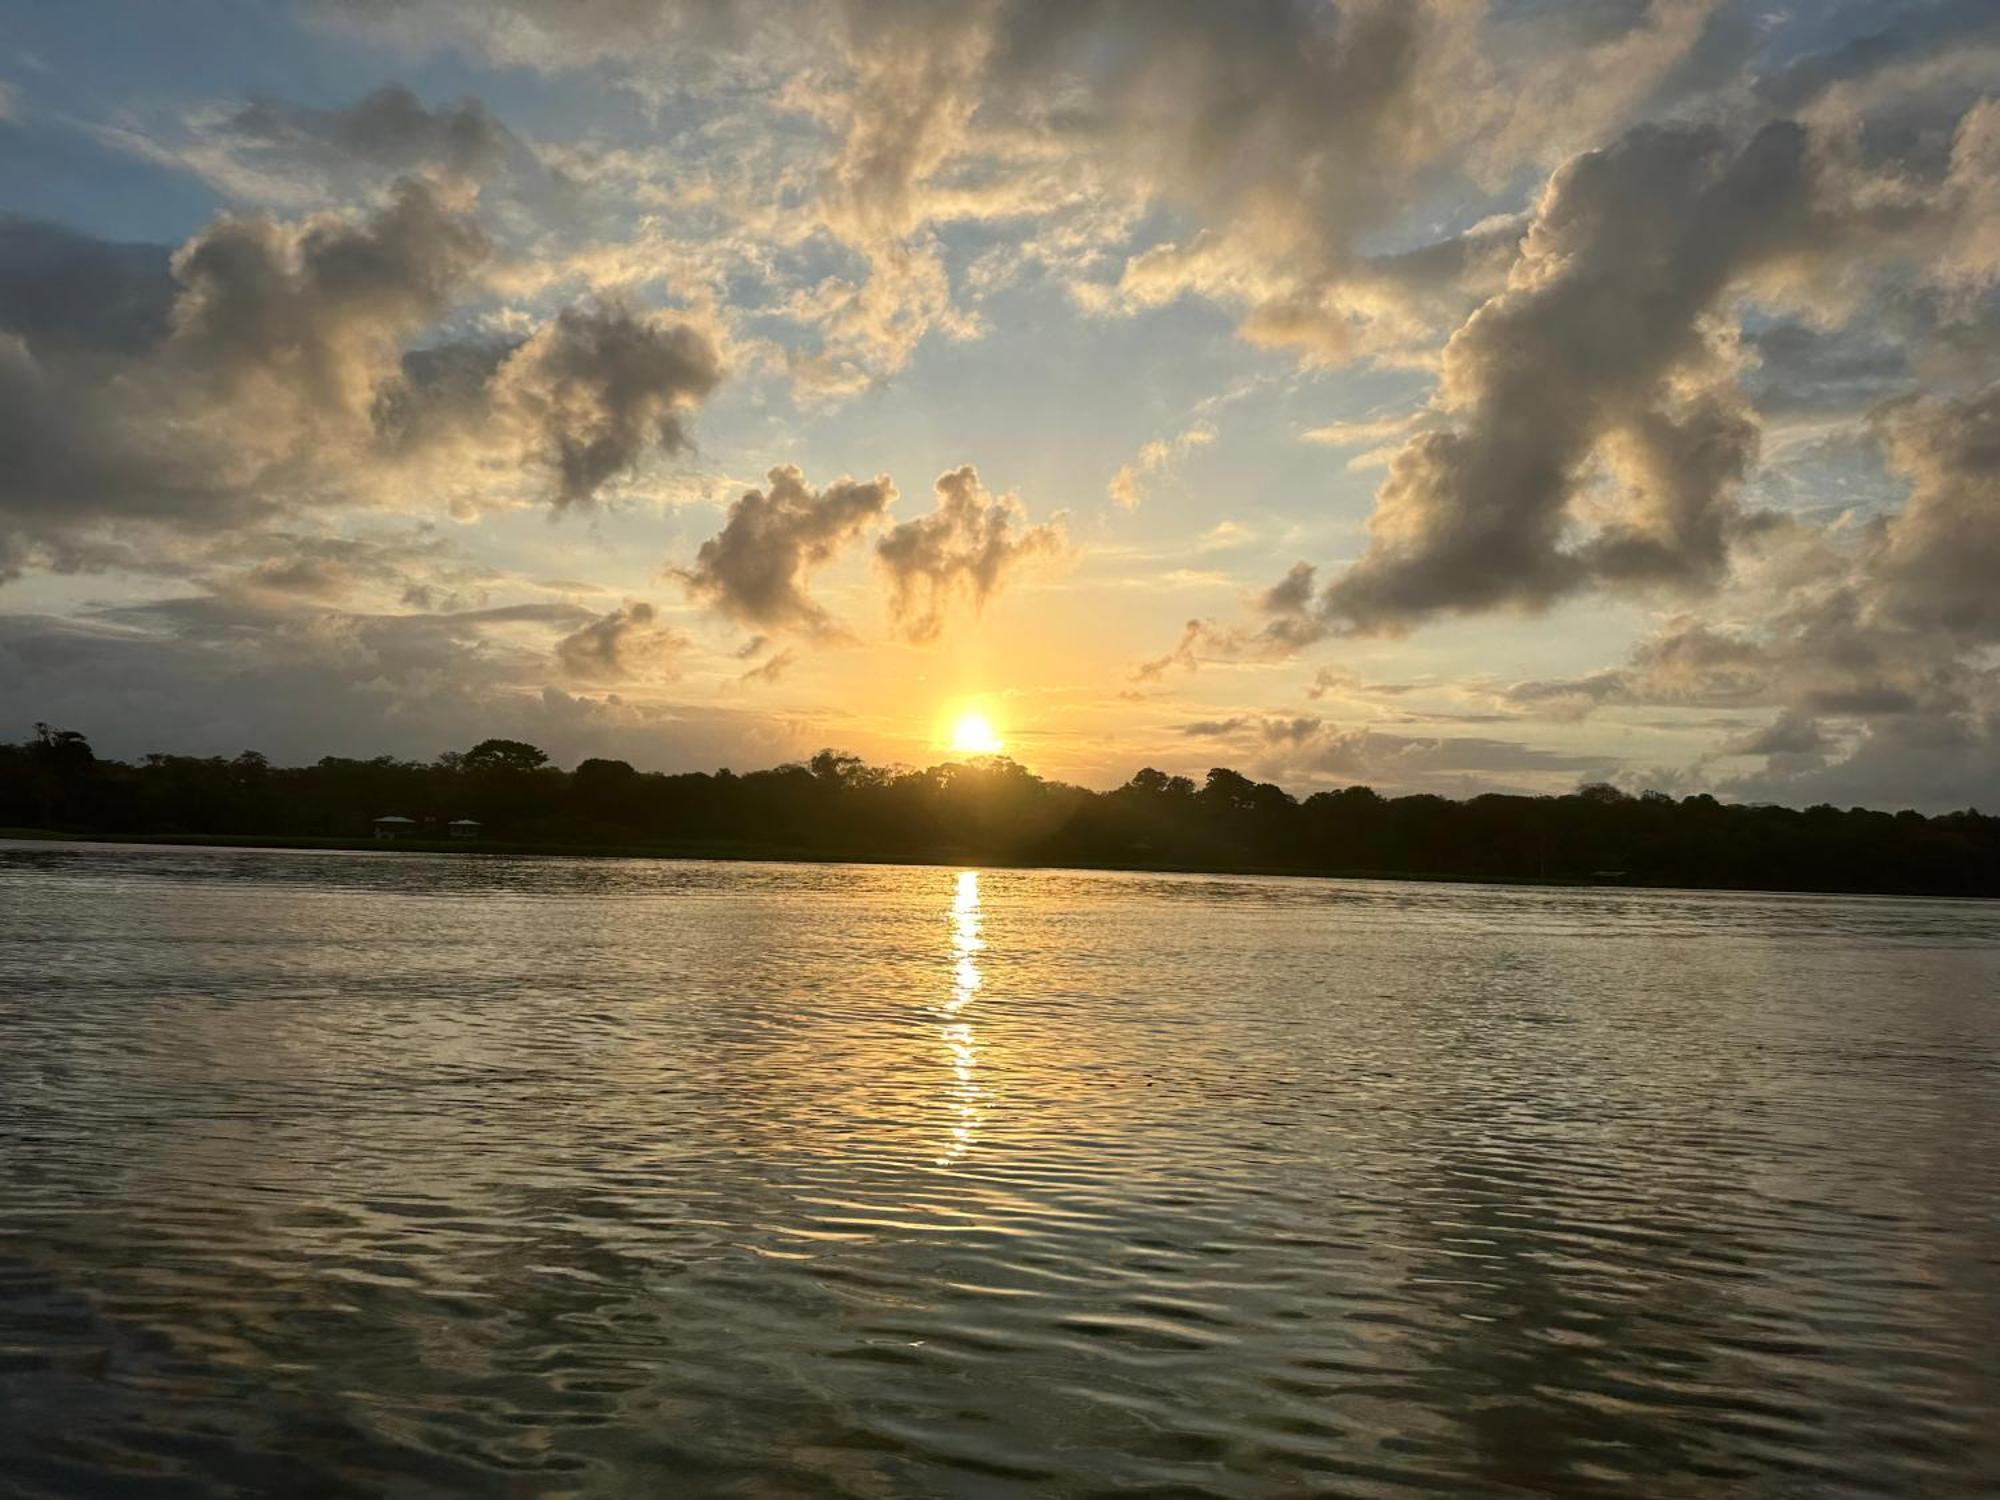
3,843 -> 1999,1496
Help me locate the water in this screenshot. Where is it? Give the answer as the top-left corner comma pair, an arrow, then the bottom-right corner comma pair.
2,843 -> 1997,1497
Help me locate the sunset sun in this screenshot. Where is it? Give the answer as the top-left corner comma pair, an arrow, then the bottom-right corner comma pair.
949,711 -> 1004,756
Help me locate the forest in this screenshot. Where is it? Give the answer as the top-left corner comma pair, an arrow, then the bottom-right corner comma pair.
5,722 -> 1998,897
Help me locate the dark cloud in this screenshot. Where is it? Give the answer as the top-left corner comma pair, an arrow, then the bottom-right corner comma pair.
0,182 -> 730,579
1135,618 -> 1209,681
1176,71 -> 1994,670
678,465 -> 897,634
875,465 -> 1064,642
0,333 -> 266,579
1803,684 -> 1921,717
1320,119 -> 1812,632
368,336 -> 522,455
371,302 -> 723,507
1179,716 -> 1248,738
493,303 -> 723,508
554,600 -> 687,682
0,179 -> 492,578
1260,561 -> 1317,616
1871,383 -> 2000,638
1183,712 -> 1327,747
738,646 -> 797,685
0,217 -> 176,356
1722,710 -> 1827,758
222,84 -> 512,181
1721,706 -> 2000,810
170,176 -> 490,414
1262,713 -> 1325,746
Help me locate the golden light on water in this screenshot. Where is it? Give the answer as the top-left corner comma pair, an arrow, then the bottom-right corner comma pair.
948,711 -> 1004,756
938,869 -> 987,1165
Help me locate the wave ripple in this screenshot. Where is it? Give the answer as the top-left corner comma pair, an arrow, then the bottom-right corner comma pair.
4,845 -> 1999,1495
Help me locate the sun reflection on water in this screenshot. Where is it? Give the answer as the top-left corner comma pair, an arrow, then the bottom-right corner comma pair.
938,869 -> 987,1164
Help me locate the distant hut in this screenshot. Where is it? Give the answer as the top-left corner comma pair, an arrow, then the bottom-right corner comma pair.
372,815 -> 418,841
448,818 -> 483,841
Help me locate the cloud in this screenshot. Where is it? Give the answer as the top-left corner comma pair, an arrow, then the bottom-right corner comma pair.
554,600 -> 687,682
1870,382 -> 2000,639
1108,423 -> 1213,509
1135,618 -> 1208,681
1190,77 -> 1999,658
11,1 -> 2000,807
1496,383 -> 2000,808
94,80 -> 575,217
0,217 -> 177,356
1318,119 -> 1812,634
319,1 -> 1533,381
0,604 -> 791,771
1303,728 -> 1606,791
0,179 -> 493,577
1305,665 -> 1420,702
1175,705 -> 1609,795
169,175 -> 490,417
372,302 -> 724,508
310,0 -> 754,74
1146,102 -> 1898,667
1744,319 -> 1910,417
221,84 -> 513,183
1505,618 -> 1775,719
678,464 -> 897,634
309,0 -> 1771,396
0,182 -> 731,578
739,646 -> 797,685
1179,716 -> 1247,738
1720,710 -> 1827,759
1299,413 -> 1418,448
491,302 -> 723,508
876,464 -> 1064,642
221,527 -> 469,606
1131,564 -> 1335,676
1755,1 -> 2000,116
1719,708 -> 2000,811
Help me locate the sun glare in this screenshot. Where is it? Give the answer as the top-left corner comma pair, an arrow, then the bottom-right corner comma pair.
949,711 -> 1004,755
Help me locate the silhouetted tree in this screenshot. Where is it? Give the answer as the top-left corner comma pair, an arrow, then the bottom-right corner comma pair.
5,723 -> 1997,897
462,739 -> 550,774
32,723 -> 95,772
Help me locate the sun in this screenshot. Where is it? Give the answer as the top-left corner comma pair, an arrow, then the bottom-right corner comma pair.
949,711 -> 1004,755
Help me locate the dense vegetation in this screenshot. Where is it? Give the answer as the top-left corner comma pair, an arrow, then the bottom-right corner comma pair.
5,723 -> 1998,896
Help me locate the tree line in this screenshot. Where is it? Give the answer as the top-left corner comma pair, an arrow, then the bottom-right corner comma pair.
4,722 -> 1998,896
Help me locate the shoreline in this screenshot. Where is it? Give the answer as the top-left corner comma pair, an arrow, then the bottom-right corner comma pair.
4,826 -> 1991,902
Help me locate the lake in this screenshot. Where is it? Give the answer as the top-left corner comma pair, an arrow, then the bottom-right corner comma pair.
2,842 -> 1997,1496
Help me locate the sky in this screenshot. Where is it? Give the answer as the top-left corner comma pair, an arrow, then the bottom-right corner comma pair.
0,0 -> 1996,808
